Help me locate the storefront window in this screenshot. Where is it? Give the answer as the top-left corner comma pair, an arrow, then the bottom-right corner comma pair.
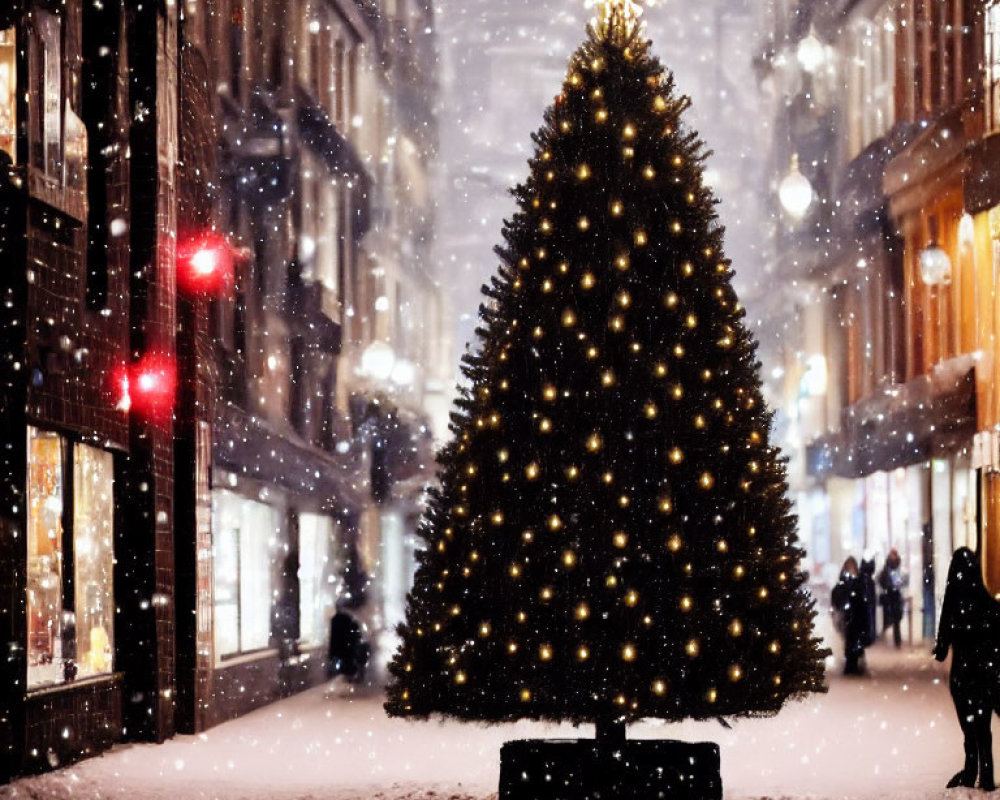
0,27 -> 15,161
26,431 -> 116,689
26,429 -> 66,689
212,490 -> 280,659
298,513 -> 337,646
73,445 -> 115,678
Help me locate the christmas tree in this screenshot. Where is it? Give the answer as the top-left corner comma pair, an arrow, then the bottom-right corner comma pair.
386,0 -> 827,739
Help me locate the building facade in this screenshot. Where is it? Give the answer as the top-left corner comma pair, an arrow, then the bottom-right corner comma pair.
759,0 -> 1000,641
0,0 -> 444,779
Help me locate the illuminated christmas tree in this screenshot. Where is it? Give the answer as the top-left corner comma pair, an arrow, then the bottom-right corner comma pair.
386,0 -> 826,743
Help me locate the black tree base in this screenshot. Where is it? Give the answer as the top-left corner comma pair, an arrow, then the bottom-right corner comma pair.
499,738 -> 722,800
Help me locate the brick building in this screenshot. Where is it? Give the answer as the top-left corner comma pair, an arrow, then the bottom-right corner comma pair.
0,0 -> 443,779
0,0 -> 173,776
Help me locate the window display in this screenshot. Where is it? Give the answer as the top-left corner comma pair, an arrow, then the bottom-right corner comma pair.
26,428 -> 66,689
212,490 -> 280,659
73,445 -> 115,678
27,430 -> 116,690
0,27 -> 14,161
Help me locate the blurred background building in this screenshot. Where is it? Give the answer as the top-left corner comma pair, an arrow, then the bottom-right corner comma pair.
757,0 -> 1000,643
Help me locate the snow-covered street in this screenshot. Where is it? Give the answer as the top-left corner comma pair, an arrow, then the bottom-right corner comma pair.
0,644 -> 987,800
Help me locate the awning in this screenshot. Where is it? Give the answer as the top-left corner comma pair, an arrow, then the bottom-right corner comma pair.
807,356 -> 976,480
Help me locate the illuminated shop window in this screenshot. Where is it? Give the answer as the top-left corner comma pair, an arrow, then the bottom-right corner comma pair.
0,27 -> 14,161
26,429 -> 66,689
212,490 -> 280,659
26,430 -> 115,690
72,444 -> 115,679
298,512 -> 337,646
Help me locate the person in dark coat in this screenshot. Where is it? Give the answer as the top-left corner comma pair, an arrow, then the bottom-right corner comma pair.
831,556 -> 870,675
879,548 -> 905,648
934,547 -> 1000,791
328,607 -> 370,684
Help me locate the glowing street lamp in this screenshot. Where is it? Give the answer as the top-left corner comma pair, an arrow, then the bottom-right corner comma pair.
361,341 -> 396,383
919,218 -> 952,286
796,28 -> 826,73
919,244 -> 952,286
391,358 -> 418,387
778,153 -> 814,221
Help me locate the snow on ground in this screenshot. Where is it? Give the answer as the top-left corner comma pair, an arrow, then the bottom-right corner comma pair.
0,644 -> 988,800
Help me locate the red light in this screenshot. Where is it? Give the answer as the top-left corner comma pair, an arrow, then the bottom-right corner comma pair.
114,354 -> 176,420
190,246 -> 221,277
177,232 -> 234,296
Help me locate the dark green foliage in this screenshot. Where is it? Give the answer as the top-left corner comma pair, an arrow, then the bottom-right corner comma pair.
386,11 -> 827,727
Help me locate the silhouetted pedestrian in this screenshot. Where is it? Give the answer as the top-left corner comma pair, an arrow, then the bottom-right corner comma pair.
934,547 -> 1000,791
832,556 -> 870,675
328,607 -> 370,684
879,548 -> 905,648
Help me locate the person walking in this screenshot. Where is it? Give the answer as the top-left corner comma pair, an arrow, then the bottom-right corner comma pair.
934,547 -> 1000,790
879,548 -> 906,648
327,606 -> 370,684
831,556 -> 870,675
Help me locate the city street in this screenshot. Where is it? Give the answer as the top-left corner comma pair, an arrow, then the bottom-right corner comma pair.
0,644 -> 977,800
1,0 -> 998,795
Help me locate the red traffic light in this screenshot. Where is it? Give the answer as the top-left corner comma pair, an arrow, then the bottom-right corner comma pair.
115,354 -> 176,420
177,232 -> 235,296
